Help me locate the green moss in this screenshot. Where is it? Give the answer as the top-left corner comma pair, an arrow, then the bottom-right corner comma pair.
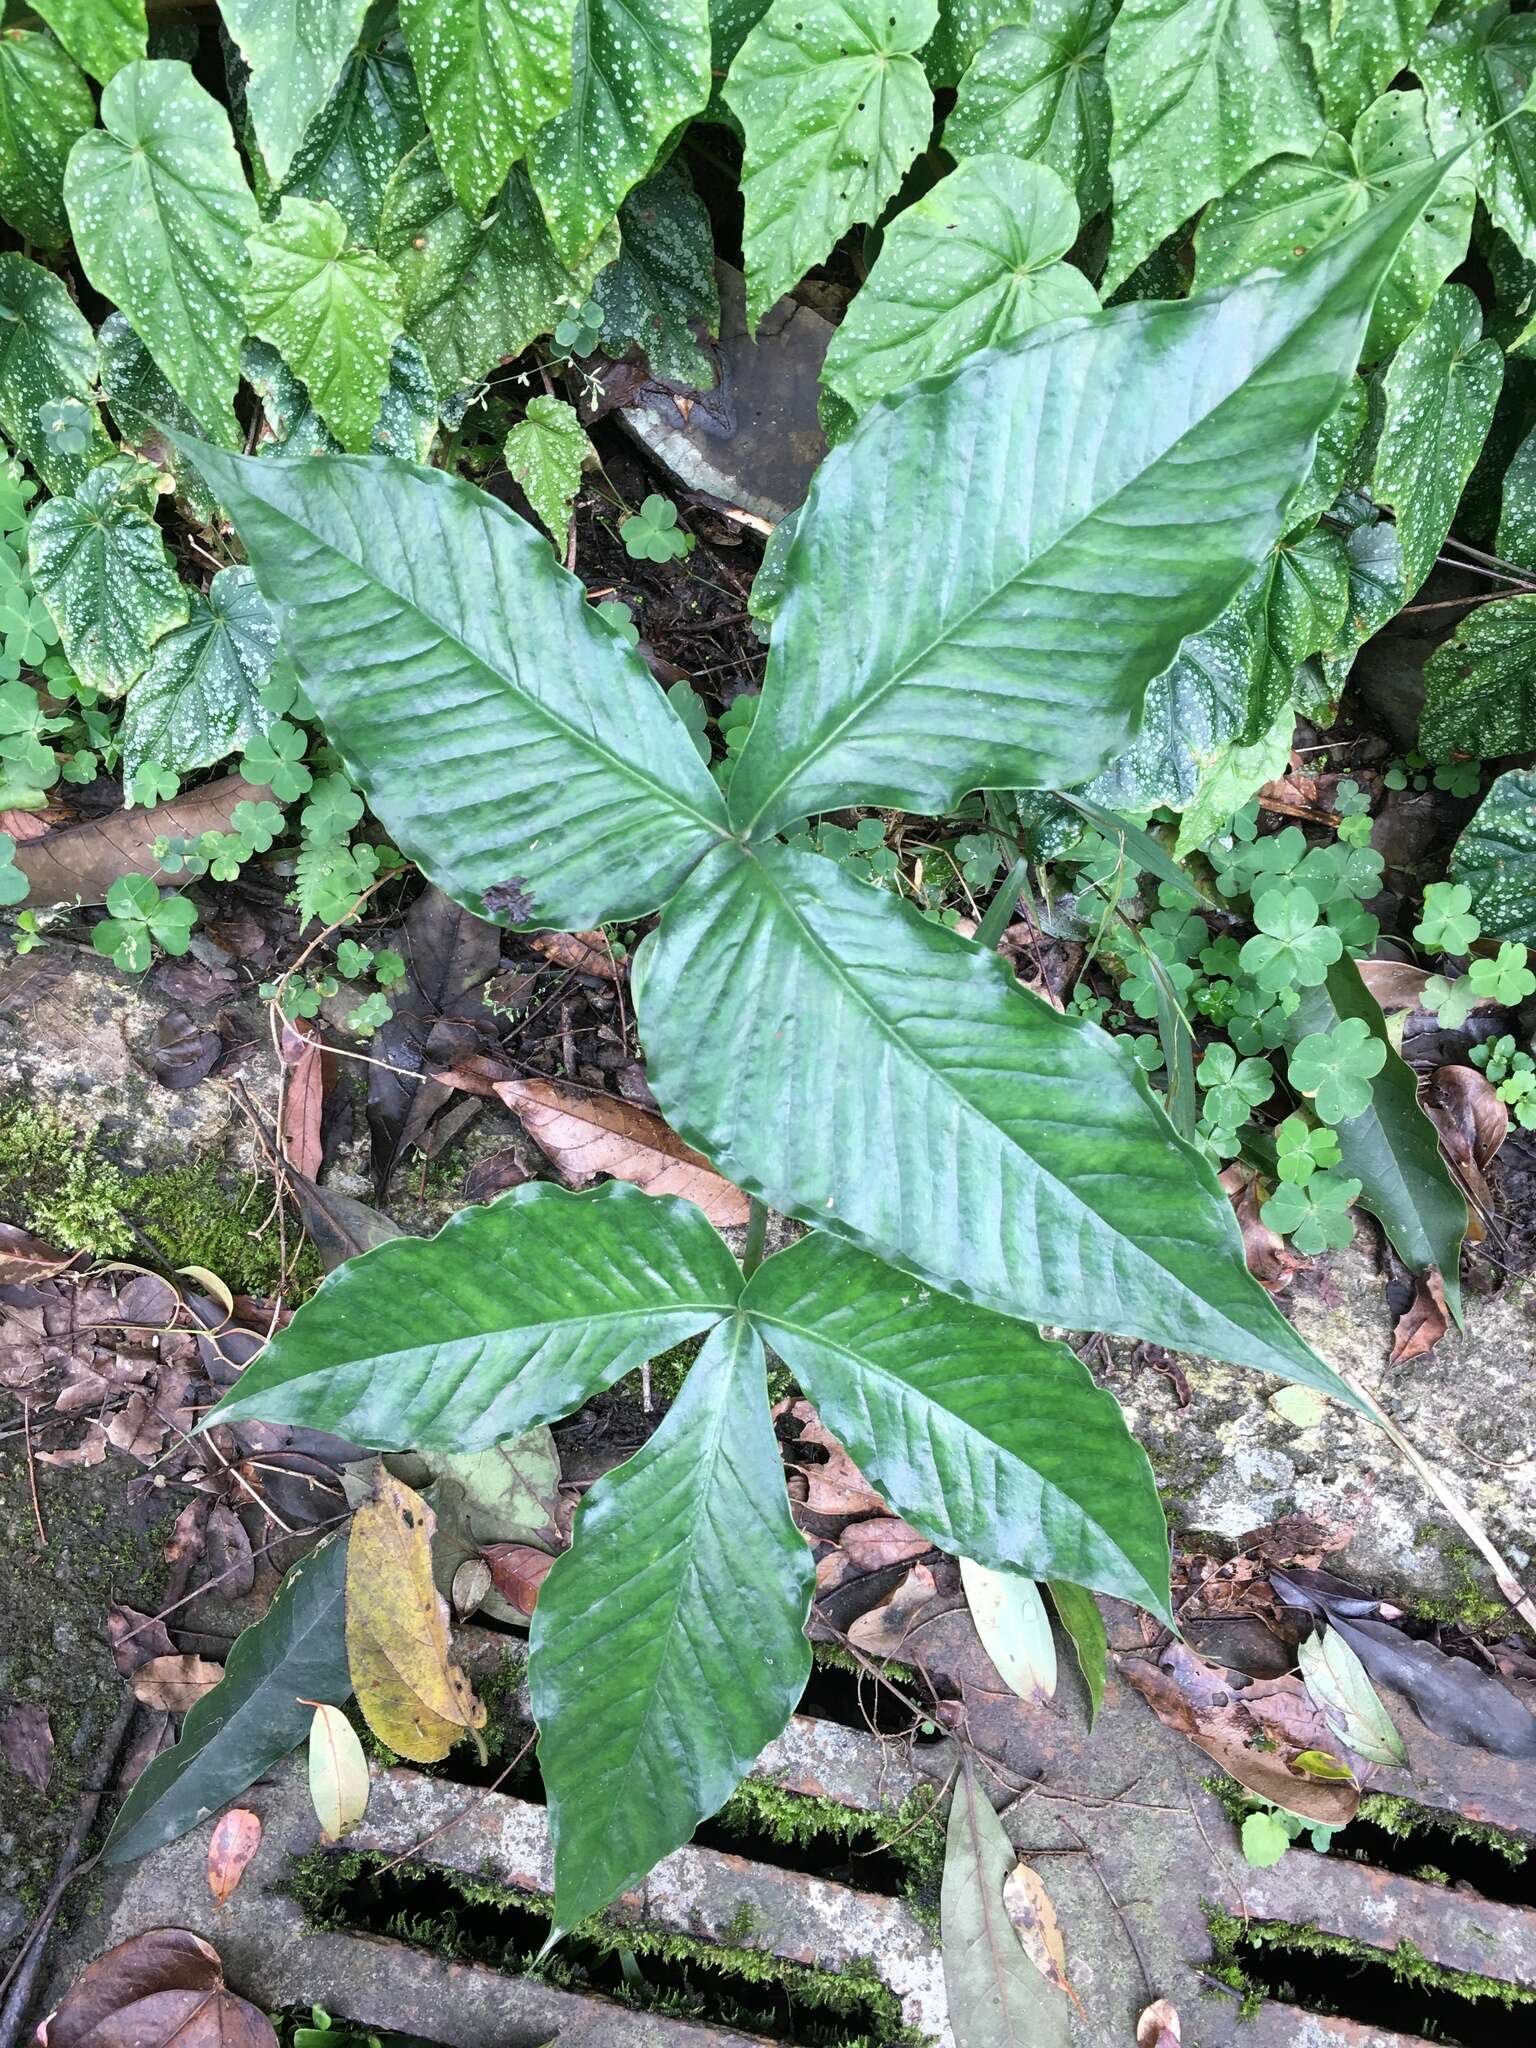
1356,1791 -> 1529,1868
1206,1902 -> 1536,2013
131,1158 -> 323,1298
0,1100 -> 134,1256
713,1776 -> 943,1927
290,1845 -> 922,2046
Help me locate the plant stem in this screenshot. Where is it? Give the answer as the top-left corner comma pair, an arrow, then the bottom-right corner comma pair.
975,854 -> 1031,951
741,1196 -> 768,1278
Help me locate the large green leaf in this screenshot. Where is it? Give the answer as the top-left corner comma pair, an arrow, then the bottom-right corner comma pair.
104,1534 -> 350,1863
28,457 -> 189,697
1415,3 -> 1536,265
1450,768 -> 1536,943
531,1314 -> 812,1934
636,840 -> 1346,1393
741,1232 -> 1172,1617
529,0 -> 711,267
245,197 -> 404,453
944,0 -> 1112,219
64,59 -> 258,439
32,0 -> 146,83
725,0 -> 937,331
0,30 -> 95,250
178,442 -> 729,926
725,170 -> 1450,838
100,312 -> 219,521
204,1183 -> 742,1447
0,254 -> 112,496
1496,421 -> 1536,571
380,142 -> 615,393
1298,0 -> 1434,135
820,155 -> 1097,422
118,567 -> 278,777
1284,955 -> 1467,1320
266,23 -> 425,244
922,0 -> 1028,89
1374,283 -> 1502,599
1193,92 -> 1475,362
221,0 -> 371,185
244,332 -> 439,464
1421,594 -> 1536,761
400,0 -> 577,218
1103,0 -> 1324,294
593,160 -> 720,388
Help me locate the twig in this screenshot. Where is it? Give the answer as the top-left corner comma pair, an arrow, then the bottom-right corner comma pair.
22,1399 -> 45,1545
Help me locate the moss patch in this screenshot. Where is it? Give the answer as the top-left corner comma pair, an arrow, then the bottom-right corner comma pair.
1207,1903 -> 1536,2016
714,1777 -> 943,1926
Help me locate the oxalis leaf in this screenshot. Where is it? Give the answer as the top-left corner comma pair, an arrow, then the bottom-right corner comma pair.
1283,955 -> 1467,1321
820,154 -> 1098,424
739,1230 -> 1173,1617
726,164 -> 1458,838
944,0 -> 1114,220
220,0 -> 372,187
0,29 -> 95,250
0,252 -> 112,495
531,1314 -> 813,1934
202,1183 -> 742,1449
64,59 -> 257,441
175,440 -> 731,928
400,0 -> 578,219
104,1535 -> 350,1864
725,0 -> 936,331
637,840 -> 1349,1396
29,456 -> 188,697
118,566 -> 279,779
244,197 -> 404,454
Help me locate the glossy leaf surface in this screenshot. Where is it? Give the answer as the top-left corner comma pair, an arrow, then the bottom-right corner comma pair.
221,0 -> 372,185
0,29 -> 95,250
0,253 -> 112,495
118,567 -> 278,777
1421,594 -> 1536,761
29,457 -> 188,696
531,1315 -> 813,1933
725,0 -> 936,329
821,155 -> 1097,422
530,0 -> 711,266
179,442 -> 730,926
245,197 -> 404,453
65,60 -> 257,438
104,1536 -> 350,1863
1103,0 -> 1324,293
727,174 -> 1447,836
944,0 -> 1113,218
741,1231 -> 1172,1616
1297,0 -> 1432,134
1416,3 -> 1536,263
269,24 -> 425,244
400,0 -> 577,217
32,0 -> 147,83
638,840 -> 1345,1393
1285,955 -> 1466,1319
204,1183 -> 741,1448
504,395 -> 591,546
1450,768 -> 1536,943
593,160 -> 720,387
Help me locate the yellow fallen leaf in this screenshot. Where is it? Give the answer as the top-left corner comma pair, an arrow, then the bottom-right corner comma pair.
1001,1861 -> 1083,2014
345,1466 -> 487,1764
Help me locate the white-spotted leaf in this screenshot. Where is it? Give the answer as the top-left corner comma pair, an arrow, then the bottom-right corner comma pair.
29,455 -> 189,696
118,566 -> 279,777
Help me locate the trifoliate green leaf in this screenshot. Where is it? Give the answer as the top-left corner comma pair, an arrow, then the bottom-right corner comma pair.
1413,881 -> 1481,956
821,155 -> 1097,422
1192,93 -> 1475,362
944,0 -> 1112,219
1450,768 -> 1536,944
1240,888 -> 1345,993
504,396 -> 592,546
64,59 -> 257,441
0,29 -> 95,250
221,0 -> 372,186
1374,284 -> 1502,599
1103,0 -> 1325,294
1421,593 -> 1536,762
1468,940 -> 1536,1006
725,0 -> 936,331
622,492 -> 692,562
241,719 -> 314,803
1416,2 -> 1536,265
1287,1017 -> 1387,1124
530,0 -> 711,268
400,0 -> 578,218
28,456 -> 188,696
1296,0 -> 1434,135
245,197 -> 404,453
118,567 -> 279,777
593,160 -> 720,388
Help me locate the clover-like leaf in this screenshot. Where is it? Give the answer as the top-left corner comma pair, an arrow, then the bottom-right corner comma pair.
1286,1015 -> 1387,1124
1239,887 -> 1344,993
241,719 -> 313,803
1468,941 -> 1536,1007
1414,881 -> 1481,956
622,493 -> 692,563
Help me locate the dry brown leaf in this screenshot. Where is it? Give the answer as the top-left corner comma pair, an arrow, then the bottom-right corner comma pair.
481,1542 -> 554,1617
1421,1063 -> 1507,1234
39,1931 -> 226,2048
346,1465 -> 487,1763
107,1604 -> 176,1676
1001,1862 -> 1084,2014
488,1075 -> 749,1226
786,1401 -> 886,1517
1391,1269 -> 1450,1365
131,1654 -> 225,1712
846,1564 -> 940,1657
0,1704 -> 52,1791
525,929 -> 620,979
1356,960 -> 1434,1013
14,776 -> 270,906
0,1222 -> 70,1286
1137,1997 -> 1181,2045
206,1808 -> 261,1906
1220,1164 -> 1308,1290
837,1518 -> 931,1572
279,1017 -> 324,1180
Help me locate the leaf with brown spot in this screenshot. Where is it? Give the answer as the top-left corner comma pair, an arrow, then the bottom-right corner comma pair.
845,1563 -> 939,1657
488,1075 -> 749,1226
206,1807 -> 261,1906
131,1655 -> 226,1712
13,776 -> 272,905
525,928 -> 620,979
1391,1268 -> 1450,1364
345,1465 -> 487,1763
1001,1862 -> 1083,2015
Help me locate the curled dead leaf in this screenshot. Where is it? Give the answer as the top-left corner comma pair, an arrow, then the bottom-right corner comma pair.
1001,1861 -> 1083,2014
131,1655 -> 225,1713
279,1018 -> 324,1180
784,1401 -> 885,1518
845,1564 -> 939,1658
482,1542 -> 554,1617
1391,1269 -> 1450,1365
1421,1063 -> 1508,1234
837,1517 -> 931,1572
1137,1997 -> 1181,2046
1220,1164 -> 1308,1289
206,1808 -> 261,1907
524,928 -> 620,979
